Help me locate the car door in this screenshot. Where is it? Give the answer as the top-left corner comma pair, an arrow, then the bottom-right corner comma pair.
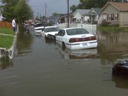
56,30 -> 65,45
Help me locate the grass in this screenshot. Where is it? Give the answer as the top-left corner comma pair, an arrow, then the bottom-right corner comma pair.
97,26 -> 128,32
0,27 -> 14,35
0,27 -> 15,49
0,35 -> 14,49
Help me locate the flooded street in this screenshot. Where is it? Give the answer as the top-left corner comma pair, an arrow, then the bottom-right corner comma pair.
0,27 -> 128,96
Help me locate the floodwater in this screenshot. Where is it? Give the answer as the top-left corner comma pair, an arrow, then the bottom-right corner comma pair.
0,27 -> 128,96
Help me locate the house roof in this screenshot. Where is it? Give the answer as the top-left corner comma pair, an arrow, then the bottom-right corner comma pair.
73,9 -> 90,16
93,8 -> 101,14
88,8 -> 101,15
101,2 -> 128,12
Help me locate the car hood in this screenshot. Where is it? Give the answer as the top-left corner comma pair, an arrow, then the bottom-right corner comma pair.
35,30 -> 42,32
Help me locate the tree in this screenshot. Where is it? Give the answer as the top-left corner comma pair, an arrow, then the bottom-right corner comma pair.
70,5 -> 77,12
1,0 -> 33,23
14,0 -> 33,23
77,0 -> 128,9
52,12 -> 59,16
1,0 -> 19,21
78,0 -> 108,9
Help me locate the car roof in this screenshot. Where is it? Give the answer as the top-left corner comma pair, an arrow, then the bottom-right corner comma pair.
60,27 -> 85,30
44,26 -> 58,28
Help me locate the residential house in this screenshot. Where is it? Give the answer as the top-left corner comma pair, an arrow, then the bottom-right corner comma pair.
87,8 -> 101,24
73,9 -> 90,23
98,2 -> 128,27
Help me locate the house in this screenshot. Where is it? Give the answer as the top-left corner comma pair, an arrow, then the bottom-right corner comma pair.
98,2 -> 128,27
73,9 -> 90,23
87,8 -> 101,24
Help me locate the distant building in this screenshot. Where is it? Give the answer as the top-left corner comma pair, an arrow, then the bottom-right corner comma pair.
99,2 -> 128,27
87,8 -> 101,24
73,9 -> 90,23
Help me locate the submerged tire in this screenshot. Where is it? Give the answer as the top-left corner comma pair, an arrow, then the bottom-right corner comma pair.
62,42 -> 66,50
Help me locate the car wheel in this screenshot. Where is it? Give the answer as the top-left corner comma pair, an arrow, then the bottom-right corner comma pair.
62,42 -> 66,50
45,36 -> 47,39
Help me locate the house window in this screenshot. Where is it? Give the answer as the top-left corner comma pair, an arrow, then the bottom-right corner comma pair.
111,14 -> 114,20
107,14 -> 109,20
114,13 -> 118,21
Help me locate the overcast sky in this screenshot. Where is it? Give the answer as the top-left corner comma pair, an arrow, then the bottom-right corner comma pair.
28,0 -> 80,17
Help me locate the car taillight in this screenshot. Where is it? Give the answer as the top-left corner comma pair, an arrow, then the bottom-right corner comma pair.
69,36 -> 96,43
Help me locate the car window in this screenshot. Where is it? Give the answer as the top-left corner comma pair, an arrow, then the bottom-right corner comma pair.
66,28 -> 89,35
36,28 -> 44,30
44,27 -> 59,32
34,24 -> 43,27
58,30 -> 65,36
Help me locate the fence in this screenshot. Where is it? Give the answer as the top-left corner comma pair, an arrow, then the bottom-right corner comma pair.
0,21 -> 12,29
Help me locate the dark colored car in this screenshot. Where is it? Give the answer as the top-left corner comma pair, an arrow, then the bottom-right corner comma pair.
112,60 -> 128,76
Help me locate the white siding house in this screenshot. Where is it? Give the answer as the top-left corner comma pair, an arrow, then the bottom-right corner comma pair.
98,2 -> 128,26
73,9 -> 90,23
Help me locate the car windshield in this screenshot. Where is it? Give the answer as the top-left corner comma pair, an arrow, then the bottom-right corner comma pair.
44,27 -> 59,32
34,24 -> 43,27
66,28 -> 89,35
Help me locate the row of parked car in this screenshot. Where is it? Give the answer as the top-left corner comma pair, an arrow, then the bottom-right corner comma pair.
34,23 -> 98,50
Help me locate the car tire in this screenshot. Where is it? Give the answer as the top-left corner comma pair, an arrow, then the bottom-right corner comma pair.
45,36 -> 47,39
62,42 -> 66,50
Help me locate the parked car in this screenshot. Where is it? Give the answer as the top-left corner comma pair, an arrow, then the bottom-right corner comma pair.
34,24 -> 44,36
55,27 -> 98,50
112,60 -> 128,76
41,26 -> 59,39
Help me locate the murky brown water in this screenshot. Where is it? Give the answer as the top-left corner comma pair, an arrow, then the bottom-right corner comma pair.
0,27 -> 128,96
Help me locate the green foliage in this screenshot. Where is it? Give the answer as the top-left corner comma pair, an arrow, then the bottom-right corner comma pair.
1,0 -> 33,23
70,5 -> 77,12
78,0 -> 108,9
98,26 -> 128,32
76,0 -> 128,9
15,0 -> 33,23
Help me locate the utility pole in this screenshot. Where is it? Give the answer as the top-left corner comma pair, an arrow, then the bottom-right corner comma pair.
45,3 -> 47,18
67,0 -> 69,28
45,3 -> 47,25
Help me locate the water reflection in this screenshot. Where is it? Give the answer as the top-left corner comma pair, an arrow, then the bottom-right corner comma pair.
16,27 -> 33,56
44,38 -> 56,44
112,76 -> 128,89
97,31 -> 128,64
57,46 -> 97,59
0,57 -> 13,70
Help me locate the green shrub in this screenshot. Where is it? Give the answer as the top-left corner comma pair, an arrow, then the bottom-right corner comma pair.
100,20 -> 111,27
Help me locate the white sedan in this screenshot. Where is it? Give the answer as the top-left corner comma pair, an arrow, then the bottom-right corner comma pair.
34,26 -> 44,36
41,26 -> 59,39
55,27 -> 98,50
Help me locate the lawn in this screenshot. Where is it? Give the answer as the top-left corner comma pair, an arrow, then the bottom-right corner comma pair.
97,26 -> 128,32
0,27 -> 14,35
0,27 -> 15,49
0,35 -> 14,49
